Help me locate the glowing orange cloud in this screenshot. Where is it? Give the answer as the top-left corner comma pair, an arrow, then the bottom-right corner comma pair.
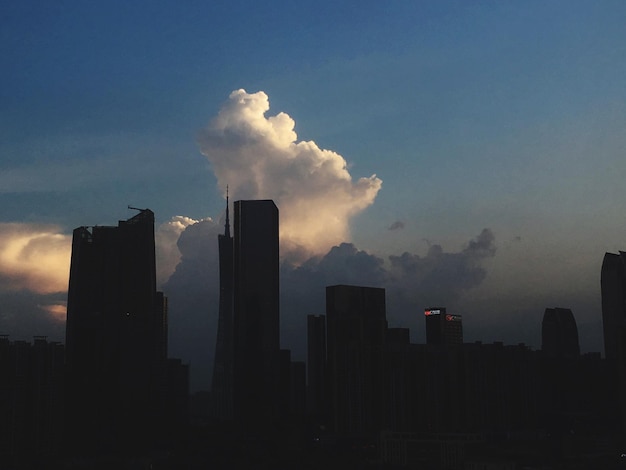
39,303 -> 67,322
0,223 -> 71,294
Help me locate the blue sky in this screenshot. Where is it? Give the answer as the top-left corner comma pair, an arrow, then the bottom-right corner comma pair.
2,1 -> 626,387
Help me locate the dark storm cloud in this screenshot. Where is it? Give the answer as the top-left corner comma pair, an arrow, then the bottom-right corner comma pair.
388,221 -> 405,231
0,290 -> 66,342
388,228 -> 495,297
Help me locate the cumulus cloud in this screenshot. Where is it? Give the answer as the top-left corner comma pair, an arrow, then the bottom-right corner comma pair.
155,216 -> 200,288
198,89 -> 382,262
162,218 -> 222,391
387,228 -> 496,306
0,223 -> 71,294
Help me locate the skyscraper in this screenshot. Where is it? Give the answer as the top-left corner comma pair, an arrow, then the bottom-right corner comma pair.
232,199 -> 280,425
424,307 -> 463,346
65,209 -> 167,454
326,284 -> 387,436
210,193 -> 234,421
601,251 -> 626,434
601,252 -> 626,363
541,307 -> 580,358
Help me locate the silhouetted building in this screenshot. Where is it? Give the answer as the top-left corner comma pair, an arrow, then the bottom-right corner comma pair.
463,342 -> 539,433
425,307 -> 463,346
0,336 -> 64,467
601,251 -> 626,435
290,361 -> 306,417
65,209 -> 167,455
306,314 -> 326,420
165,358 -> 190,444
541,307 -> 580,358
384,328 -> 415,432
602,252 -> 626,363
326,285 -> 387,436
210,193 -> 234,421
232,200 -> 280,427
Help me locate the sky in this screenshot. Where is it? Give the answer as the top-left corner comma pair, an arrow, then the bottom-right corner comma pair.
1,1 -> 626,391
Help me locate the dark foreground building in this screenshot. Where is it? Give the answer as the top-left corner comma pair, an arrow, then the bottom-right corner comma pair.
65,209 -> 168,456
541,307 -> 580,358
0,337 -> 65,468
424,307 -> 463,346
326,285 -> 387,436
601,251 -> 626,437
232,200 -> 280,428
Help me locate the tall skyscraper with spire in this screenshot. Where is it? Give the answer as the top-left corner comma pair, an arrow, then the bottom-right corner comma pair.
210,189 -> 234,420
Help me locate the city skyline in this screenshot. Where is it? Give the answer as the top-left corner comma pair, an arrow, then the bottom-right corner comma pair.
2,1 -> 626,391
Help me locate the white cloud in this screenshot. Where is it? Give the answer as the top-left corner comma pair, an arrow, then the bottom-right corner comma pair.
198,89 -> 382,262
155,215 -> 201,287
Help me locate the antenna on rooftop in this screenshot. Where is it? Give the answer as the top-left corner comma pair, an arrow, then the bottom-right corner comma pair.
128,205 -> 147,212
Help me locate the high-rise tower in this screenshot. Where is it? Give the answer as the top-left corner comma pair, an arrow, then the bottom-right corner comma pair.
601,251 -> 626,434
65,209 -> 167,454
232,199 -> 280,425
210,191 -> 234,420
602,252 -> 626,363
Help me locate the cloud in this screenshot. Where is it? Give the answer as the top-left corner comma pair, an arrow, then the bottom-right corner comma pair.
0,291 -> 66,341
198,89 -> 382,262
155,216 -> 200,288
0,223 -> 71,294
162,218 -> 222,391
38,303 -> 67,322
388,228 -> 496,304
388,221 -> 405,231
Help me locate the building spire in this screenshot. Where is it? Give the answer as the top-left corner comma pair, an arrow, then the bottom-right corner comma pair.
224,185 -> 231,238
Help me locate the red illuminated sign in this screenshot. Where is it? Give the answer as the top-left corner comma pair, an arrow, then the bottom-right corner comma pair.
424,309 -> 441,316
